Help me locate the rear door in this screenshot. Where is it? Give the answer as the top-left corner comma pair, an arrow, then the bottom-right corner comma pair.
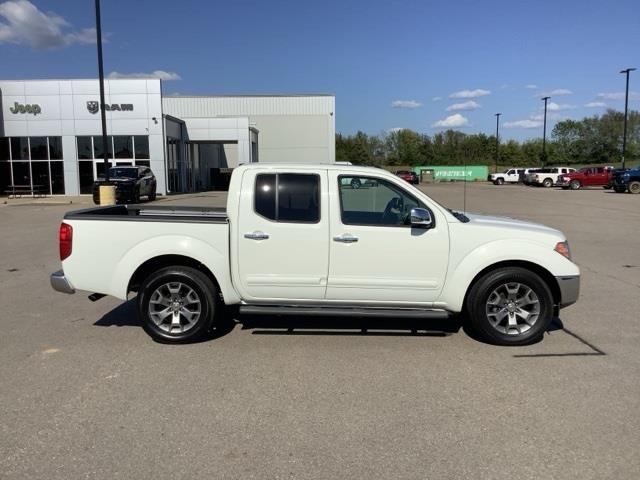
325,172 -> 449,304
237,169 -> 329,301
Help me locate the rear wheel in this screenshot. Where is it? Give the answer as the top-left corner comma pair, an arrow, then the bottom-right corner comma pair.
495,178 -> 504,185
570,180 -> 581,190
629,181 -> 640,194
137,266 -> 217,343
542,178 -> 553,188
466,267 -> 554,346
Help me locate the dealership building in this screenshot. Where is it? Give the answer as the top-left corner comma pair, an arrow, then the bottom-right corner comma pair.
0,79 -> 335,196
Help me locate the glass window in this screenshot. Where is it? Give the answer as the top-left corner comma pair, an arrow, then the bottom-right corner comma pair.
50,162 -> 65,194
339,176 -> 422,227
277,174 -> 319,222
134,136 -> 149,159
31,161 -> 50,194
135,160 -> 150,167
96,161 -> 114,178
11,137 -> 29,160
11,161 -> 31,186
0,137 -> 10,161
77,136 -> 93,159
78,161 -> 94,194
255,174 -> 276,220
113,136 -> 133,158
30,137 -> 48,160
0,162 -> 10,192
49,137 -> 63,160
93,135 -> 113,160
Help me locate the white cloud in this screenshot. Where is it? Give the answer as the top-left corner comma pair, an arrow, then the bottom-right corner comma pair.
387,127 -> 405,133
585,101 -> 607,108
449,89 -> 491,99
503,119 -> 543,129
108,70 -> 182,81
596,91 -> 640,101
446,100 -> 481,111
0,0 -> 96,49
432,114 -> 470,128
391,100 -> 422,109
525,84 -> 538,89
537,88 -> 573,97
545,102 -> 574,111
432,96 -> 442,102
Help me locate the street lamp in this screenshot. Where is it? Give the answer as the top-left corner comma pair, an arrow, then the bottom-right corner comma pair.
494,113 -> 501,173
620,67 -> 636,170
541,96 -> 551,166
94,0 -> 115,204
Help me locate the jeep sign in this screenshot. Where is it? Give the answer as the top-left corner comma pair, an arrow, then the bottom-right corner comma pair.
9,102 -> 41,115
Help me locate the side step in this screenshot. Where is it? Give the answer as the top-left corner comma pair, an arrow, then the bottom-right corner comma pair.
239,305 -> 450,319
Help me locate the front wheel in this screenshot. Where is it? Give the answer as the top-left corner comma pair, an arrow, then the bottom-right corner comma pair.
629,181 -> 640,194
148,187 -> 157,201
614,185 -> 627,193
137,266 -> 217,343
466,267 -> 554,346
570,180 -> 581,190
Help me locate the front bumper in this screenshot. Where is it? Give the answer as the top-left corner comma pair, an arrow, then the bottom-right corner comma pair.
50,270 -> 75,294
556,275 -> 579,308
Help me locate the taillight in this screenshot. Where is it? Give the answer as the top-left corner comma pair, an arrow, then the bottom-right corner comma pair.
59,222 -> 73,261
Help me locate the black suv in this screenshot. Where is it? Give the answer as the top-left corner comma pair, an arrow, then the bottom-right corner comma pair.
93,166 -> 157,204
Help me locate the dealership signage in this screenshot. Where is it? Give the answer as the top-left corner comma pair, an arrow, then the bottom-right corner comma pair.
9,102 -> 41,115
87,101 -> 134,114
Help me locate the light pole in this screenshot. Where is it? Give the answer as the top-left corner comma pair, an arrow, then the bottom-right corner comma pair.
494,113 -> 501,173
620,68 -> 636,170
94,0 -> 115,204
541,96 -> 551,166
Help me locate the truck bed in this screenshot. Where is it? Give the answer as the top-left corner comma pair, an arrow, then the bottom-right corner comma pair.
64,205 -> 228,223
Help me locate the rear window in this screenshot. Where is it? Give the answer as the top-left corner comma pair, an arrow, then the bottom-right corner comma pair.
254,173 -> 320,223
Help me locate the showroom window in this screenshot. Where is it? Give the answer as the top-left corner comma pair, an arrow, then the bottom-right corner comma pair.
76,135 -> 149,163
0,137 -> 64,195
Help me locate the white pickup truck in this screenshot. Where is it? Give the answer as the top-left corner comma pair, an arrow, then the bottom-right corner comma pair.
51,164 -> 580,346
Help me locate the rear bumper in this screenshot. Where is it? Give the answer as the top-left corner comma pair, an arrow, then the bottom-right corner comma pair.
556,275 -> 579,308
50,270 -> 75,294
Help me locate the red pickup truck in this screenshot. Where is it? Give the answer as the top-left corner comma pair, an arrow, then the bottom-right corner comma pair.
558,166 -> 614,190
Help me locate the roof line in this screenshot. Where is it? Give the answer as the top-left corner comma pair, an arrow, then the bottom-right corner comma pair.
162,93 -> 335,98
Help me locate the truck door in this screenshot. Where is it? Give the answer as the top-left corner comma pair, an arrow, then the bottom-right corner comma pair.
237,169 -> 329,301
325,172 -> 449,304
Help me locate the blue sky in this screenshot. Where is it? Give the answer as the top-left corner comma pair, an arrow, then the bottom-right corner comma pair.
0,0 -> 638,140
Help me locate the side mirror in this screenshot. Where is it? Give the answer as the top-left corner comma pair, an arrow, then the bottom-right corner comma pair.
410,207 -> 433,228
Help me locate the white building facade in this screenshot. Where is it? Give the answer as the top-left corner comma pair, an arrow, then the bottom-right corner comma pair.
0,78 -> 335,195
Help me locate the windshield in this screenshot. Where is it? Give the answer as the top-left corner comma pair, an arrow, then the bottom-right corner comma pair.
107,168 -> 138,178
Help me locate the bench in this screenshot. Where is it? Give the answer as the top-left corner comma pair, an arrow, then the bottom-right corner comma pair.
4,184 -> 48,199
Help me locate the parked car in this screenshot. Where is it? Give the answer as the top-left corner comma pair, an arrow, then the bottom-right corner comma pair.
490,168 -> 537,185
51,164 -> 579,347
523,169 -> 543,185
558,166 -> 614,190
528,167 -> 576,187
395,170 -> 419,184
92,166 -> 157,204
612,167 -> 640,194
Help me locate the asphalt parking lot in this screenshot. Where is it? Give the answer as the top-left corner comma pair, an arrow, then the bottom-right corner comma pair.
1,183 -> 639,479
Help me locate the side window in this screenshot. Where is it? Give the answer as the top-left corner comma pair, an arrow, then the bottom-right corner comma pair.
339,176 -> 423,227
507,170 -> 515,175
254,173 -> 320,223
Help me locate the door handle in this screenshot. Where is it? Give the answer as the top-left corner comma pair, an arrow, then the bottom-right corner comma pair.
244,231 -> 270,240
333,234 -> 358,243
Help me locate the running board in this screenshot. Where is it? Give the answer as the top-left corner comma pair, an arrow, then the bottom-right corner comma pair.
239,305 -> 450,319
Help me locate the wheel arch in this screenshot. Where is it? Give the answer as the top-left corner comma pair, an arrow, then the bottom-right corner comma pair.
463,260 -> 561,309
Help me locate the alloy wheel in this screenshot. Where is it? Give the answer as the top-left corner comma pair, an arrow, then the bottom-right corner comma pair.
485,282 -> 541,335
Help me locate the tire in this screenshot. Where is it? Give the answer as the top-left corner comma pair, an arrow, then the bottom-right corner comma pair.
629,181 -> 640,194
148,187 -> 157,201
614,185 -> 627,193
133,187 -> 141,203
465,267 -> 554,346
569,180 -> 581,190
542,178 -> 553,188
137,266 -> 217,343
351,178 -> 361,189
496,178 -> 504,185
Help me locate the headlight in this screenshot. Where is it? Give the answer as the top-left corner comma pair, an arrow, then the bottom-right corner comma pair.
554,241 -> 571,260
